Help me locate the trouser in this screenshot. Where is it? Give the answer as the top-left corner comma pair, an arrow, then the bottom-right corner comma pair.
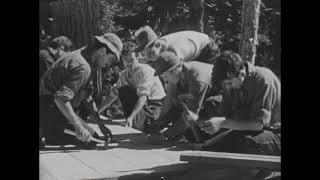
192,37 -> 220,64
39,95 -> 98,145
118,86 -> 164,133
202,129 -> 281,156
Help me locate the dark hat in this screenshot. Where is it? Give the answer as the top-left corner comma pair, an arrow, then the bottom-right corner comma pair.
134,25 -> 158,52
152,51 -> 182,76
50,36 -> 73,50
94,33 -> 123,62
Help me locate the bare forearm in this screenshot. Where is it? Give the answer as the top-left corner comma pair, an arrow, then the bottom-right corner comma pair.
54,97 -> 82,126
221,119 -> 263,131
128,96 -> 147,119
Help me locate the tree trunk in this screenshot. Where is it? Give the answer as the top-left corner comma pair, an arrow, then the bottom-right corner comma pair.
190,0 -> 205,33
239,0 -> 261,65
50,0 -> 100,48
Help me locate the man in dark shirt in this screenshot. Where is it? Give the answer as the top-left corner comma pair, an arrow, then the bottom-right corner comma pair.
184,51 -> 281,156
39,33 -> 123,147
39,36 -> 74,81
150,51 -> 217,143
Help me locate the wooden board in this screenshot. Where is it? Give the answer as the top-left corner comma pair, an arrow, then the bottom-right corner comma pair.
180,151 -> 281,171
40,121 -> 193,180
40,121 -> 281,179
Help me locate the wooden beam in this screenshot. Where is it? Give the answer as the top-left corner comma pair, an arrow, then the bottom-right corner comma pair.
180,151 -> 280,171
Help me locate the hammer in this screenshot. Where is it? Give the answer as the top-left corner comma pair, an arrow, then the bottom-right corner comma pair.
64,129 -> 105,144
180,102 -> 201,142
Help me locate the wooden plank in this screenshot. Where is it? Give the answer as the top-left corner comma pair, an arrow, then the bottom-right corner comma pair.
180,151 -> 281,171
69,148 -> 189,178
40,152 -> 105,180
40,123 -> 203,179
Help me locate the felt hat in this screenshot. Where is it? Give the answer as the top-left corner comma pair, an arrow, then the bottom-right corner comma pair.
94,33 -> 123,61
134,25 -> 158,52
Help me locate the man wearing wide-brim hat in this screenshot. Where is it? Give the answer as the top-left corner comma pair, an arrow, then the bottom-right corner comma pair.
133,25 -> 220,64
149,51 -> 220,143
39,33 -> 123,148
134,26 -> 221,125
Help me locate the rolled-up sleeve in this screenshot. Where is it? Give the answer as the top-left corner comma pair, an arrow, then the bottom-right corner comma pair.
54,66 -> 90,102
136,69 -> 153,97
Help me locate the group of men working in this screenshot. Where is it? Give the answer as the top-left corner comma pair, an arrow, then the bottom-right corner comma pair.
39,25 -> 280,157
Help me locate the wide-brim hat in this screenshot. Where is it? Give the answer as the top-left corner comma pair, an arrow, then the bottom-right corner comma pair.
134,25 -> 158,52
152,51 -> 182,76
94,33 -> 123,61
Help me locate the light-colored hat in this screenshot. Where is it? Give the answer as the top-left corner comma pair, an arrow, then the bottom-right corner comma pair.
134,25 -> 158,52
94,33 -> 123,61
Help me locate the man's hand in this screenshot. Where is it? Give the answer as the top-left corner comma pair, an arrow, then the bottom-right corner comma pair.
198,117 -> 225,134
74,123 -> 92,142
125,116 -> 134,128
181,102 -> 199,123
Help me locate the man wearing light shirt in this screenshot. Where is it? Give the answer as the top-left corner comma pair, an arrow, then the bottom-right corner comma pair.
98,42 -> 166,132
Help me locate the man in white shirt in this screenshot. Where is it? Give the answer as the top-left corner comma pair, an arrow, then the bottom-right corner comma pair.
98,42 -> 166,132
134,25 -> 220,64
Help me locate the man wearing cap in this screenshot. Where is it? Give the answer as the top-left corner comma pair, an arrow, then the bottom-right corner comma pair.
39,36 -> 74,81
39,33 -> 123,147
134,25 -> 220,64
97,42 -> 166,132
150,51 -> 217,142
134,26 -> 220,122
191,51 -> 281,156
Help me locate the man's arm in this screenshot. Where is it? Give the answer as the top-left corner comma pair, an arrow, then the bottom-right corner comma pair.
54,96 -> 92,141
181,81 -> 209,120
229,81 -> 275,130
221,118 -> 263,131
55,97 -> 82,126
127,67 -> 152,124
220,82 -> 275,131
53,64 -> 93,141
200,81 -> 276,133
127,95 -> 147,121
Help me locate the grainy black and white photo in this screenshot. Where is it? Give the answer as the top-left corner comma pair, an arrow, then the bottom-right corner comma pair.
39,0 -> 281,179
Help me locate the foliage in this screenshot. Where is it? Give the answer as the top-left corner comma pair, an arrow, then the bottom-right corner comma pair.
98,0 -> 280,78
